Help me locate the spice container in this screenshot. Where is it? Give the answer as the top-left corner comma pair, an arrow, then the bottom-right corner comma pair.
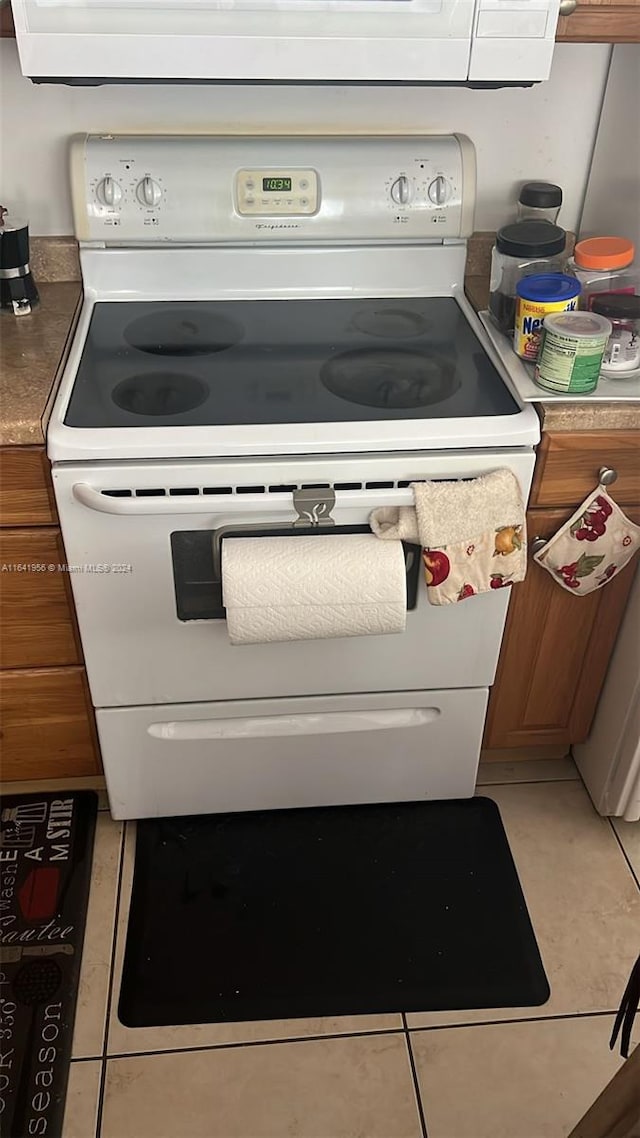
567,237 -> 638,310
513,273 -> 580,361
592,294 -> 640,375
534,311 -> 612,395
489,221 -> 567,335
516,182 -> 562,225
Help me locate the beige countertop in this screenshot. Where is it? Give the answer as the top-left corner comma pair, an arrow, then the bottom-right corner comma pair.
465,276 -> 640,433
0,281 -> 81,447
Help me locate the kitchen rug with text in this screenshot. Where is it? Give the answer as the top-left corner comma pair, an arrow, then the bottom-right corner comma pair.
119,796 -> 549,1026
0,792 -> 97,1138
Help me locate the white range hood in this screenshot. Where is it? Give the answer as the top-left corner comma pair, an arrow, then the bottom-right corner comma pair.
11,0 -> 561,84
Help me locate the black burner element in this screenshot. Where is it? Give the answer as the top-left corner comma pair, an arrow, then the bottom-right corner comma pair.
351,307 -> 429,339
321,348 -> 459,409
112,373 -> 208,416
124,309 -> 243,356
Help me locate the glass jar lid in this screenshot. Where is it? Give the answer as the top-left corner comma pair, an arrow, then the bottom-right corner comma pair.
592,294 -> 640,321
518,182 -> 563,209
496,221 -> 566,258
574,237 -> 635,271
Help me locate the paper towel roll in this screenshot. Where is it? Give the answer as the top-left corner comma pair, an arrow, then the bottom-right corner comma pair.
221,533 -> 407,645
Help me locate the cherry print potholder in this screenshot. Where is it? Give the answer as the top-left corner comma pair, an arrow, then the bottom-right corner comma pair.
533,486 -> 640,595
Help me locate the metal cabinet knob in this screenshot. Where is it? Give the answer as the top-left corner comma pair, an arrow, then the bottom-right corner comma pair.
530,537 -> 547,555
599,467 -> 618,486
559,0 -> 578,14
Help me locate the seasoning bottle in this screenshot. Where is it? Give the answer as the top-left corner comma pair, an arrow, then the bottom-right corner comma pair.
489,221 -> 567,335
516,182 -> 562,225
592,294 -> 640,375
566,237 -> 638,311
0,204 -> 39,316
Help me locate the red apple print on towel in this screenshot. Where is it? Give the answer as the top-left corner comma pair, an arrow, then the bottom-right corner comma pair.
423,549 -> 450,586
490,574 -> 513,589
457,583 -> 476,601
571,495 -> 613,543
556,552 -> 605,590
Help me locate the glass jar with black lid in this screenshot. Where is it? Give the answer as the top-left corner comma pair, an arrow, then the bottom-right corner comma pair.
489,220 -> 567,335
516,182 -> 563,225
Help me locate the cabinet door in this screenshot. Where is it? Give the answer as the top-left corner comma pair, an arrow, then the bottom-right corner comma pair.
556,0 -> 640,43
484,506 -> 640,749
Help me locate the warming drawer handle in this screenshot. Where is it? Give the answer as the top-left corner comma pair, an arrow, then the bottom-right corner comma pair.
147,708 -> 441,741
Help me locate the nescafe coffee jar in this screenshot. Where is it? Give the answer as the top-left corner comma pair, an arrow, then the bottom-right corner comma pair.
489,220 -> 567,335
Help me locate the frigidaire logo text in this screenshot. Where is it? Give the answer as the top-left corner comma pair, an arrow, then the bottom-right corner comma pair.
255,222 -> 301,230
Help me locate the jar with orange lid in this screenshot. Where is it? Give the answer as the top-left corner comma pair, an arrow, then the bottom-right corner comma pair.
567,237 -> 638,311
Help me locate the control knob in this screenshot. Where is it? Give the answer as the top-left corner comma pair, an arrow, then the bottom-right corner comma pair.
390,175 -> 412,206
96,176 -> 122,208
136,177 -> 162,207
428,176 -> 451,206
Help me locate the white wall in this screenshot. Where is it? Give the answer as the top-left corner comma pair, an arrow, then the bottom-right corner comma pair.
580,45 -> 640,248
0,38 -> 610,236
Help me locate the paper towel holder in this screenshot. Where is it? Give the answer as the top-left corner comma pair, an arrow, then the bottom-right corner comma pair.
212,486 -> 336,580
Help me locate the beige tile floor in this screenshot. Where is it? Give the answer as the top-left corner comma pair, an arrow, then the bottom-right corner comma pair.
60,760 -> 640,1138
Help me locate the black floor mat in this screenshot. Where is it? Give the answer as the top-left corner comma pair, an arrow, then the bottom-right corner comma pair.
119,797 -> 549,1028
0,792 -> 97,1138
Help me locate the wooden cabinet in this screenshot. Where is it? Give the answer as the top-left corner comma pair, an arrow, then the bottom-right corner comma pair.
0,445 -> 102,783
0,668 -> 100,781
0,529 -> 81,669
485,429 -> 640,750
0,448 -> 58,527
531,430 -> 640,508
556,0 -> 640,43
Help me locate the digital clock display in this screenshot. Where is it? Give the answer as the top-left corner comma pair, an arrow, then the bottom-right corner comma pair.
263,177 -> 292,192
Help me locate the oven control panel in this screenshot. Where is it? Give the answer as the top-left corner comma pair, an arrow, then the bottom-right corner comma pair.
73,134 -> 475,244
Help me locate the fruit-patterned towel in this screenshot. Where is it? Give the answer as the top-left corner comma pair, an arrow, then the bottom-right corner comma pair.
533,486 -> 640,595
370,469 -> 526,604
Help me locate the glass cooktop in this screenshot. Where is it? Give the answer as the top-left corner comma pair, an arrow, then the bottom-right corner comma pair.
64,298 -> 519,428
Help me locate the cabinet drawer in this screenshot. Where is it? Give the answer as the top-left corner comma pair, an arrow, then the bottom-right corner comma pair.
0,529 -> 80,669
0,447 -> 57,526
0,667 -> 101,781
531,431 -> 640,509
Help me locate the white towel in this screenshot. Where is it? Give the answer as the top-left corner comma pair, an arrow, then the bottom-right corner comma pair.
370,469 -> 526,604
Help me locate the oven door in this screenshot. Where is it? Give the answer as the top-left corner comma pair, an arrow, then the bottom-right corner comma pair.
52,450 -> 535,709
12,0 -> 559,85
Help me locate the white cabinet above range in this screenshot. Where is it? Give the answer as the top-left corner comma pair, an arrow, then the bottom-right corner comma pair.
72,134 -> 476,245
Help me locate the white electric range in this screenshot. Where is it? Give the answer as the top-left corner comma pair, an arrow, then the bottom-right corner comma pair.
49,133 -> 539,820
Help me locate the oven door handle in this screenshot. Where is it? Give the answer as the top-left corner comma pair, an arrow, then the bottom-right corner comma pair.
147,708 -> 440,741
71,483 -> 249,516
